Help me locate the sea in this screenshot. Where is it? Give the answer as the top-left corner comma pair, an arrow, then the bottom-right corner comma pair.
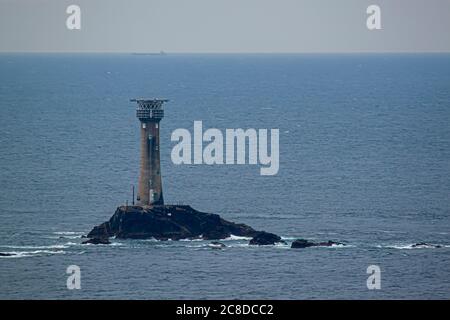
0,53 -> 449,299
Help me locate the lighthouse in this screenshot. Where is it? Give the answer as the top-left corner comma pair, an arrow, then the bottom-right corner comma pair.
131,98 -> 168,206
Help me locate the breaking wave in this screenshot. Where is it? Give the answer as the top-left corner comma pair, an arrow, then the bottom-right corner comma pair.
223,235 -> 252,241
328,243 -> 348,248
0,250 -> 65,258
46,231 -> 85,239
1,244 -> 68,250
53,231 -> 83,235
376,243 -> 449,250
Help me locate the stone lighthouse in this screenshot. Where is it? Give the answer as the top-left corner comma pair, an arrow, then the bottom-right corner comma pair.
131,98 -> 168,206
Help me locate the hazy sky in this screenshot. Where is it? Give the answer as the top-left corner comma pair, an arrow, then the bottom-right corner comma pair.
1,0 -> 449,53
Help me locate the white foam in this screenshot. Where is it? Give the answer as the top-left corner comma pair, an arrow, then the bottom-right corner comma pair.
280,236 -> 298,240
1,244 -> 68,249
223,235 -> 252,241
64,242 -> 79,246
109,242 -> 124,246
50,231 -> 84,239
329,243 -> 350,248
141,237 -> 160,242
59,235 -> 82,239
0,250 -> 65,258
274,242 -> 290,248
377,243 -> 443,250
53,231 -> 83,235
208,243 -> 225,249
82,242 -> 123,246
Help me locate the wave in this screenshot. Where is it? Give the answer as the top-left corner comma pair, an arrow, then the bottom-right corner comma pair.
81,241 -> 123,246
49,231 -> 85,239
109,242 -> 124,246
280,236 -> 298,240
328,243 -> 348,248
377,243 -> 448,250
44,234 -> 82,239
64,242 -> 80,246
0,250 -> 65,258
132,235 -> 252,242
53,231 -> 84,235
177,235 -> 252,241
0,244 -> 68,250
8,237 -> 447,253
274,242 -> 290,248
139,237 -> 160,242
378,230 -> 407,234
223,235 -> 252,241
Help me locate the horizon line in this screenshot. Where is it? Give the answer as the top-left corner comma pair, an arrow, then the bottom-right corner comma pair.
1,50 -> 450,55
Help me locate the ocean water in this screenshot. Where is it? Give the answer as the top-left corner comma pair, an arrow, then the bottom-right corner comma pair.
0,53 -> 449,299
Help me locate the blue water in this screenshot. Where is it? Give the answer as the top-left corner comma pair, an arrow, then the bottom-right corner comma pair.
0,53 -> 449,299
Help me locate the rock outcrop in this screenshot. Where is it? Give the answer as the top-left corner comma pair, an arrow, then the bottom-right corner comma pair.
291,239 -> 344,249
411,242 -> 441,248
86,205 -> 349,249
209,241 -> 226,249
87,205 -> 260,241
0,252 -> 14,257
249,231 -> 285,245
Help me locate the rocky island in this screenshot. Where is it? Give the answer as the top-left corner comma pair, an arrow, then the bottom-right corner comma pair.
86,205 -> 284,245
85,205 -> 348,248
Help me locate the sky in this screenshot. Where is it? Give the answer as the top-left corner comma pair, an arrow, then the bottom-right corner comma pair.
1,0 -> 450,53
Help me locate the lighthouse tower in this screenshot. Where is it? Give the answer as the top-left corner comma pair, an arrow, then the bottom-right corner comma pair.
131,98 -> 168,206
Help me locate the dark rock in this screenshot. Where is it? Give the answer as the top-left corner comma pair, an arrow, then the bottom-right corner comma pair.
0,252 -> 15,257
412,242 -> 427,247
87,222 -> 113,239
202,229 -> 231,240
317,240 -> 344,247
249,231 -> 285,245
87,205 -> 261,241
291,239 -> 316,248
82,237 -> 111,245
291,239 -> 344,249
411,242 -> 441,248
